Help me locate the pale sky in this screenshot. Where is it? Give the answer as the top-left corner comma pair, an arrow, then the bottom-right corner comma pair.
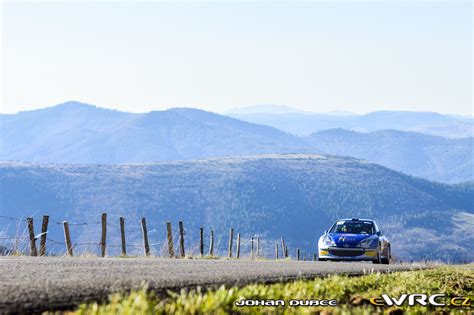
1,0 -> 472,115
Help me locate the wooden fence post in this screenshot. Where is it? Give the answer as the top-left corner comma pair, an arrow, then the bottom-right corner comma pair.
209,230 -> 214,256
120,217 -> 126,256
228,228 -> 234,258
285,245 -> 288,258
256,236 -> 260,259
27,217 -> 37,256
100,213 -> 107,257
199,227 -> 204,256
178,221 -> 185,258
280,237 -> 286,258
39,215 -> 49,256
251,236 -> 254,259
141,218 -> 150,256
297,248 -> 300,261
236,233 -> 241,259
275,243 -> 279,259
166,221 -> 174,258
63,221 -> 73,256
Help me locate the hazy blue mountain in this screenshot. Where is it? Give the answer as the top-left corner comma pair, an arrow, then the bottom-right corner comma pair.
0,155 -> 472,262
1,101 -> 473,183
0,101 -> 312,163
224,105 -> 355,116
224,104 -> 307,115
307,129 -> 474,184
227,110 -> 474,138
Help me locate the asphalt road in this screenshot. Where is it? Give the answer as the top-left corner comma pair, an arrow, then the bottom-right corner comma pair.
0,257 -> 425,314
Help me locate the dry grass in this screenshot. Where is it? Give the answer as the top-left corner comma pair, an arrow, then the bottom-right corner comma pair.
66,264 -> 473,314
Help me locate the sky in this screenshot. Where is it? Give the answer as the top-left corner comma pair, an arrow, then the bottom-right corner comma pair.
1,0 -> 472,115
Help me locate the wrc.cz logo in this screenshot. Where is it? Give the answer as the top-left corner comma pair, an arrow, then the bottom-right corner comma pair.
369,294 -> 471,307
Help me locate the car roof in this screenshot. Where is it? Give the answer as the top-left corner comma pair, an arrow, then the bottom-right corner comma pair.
338,218 -> 375,223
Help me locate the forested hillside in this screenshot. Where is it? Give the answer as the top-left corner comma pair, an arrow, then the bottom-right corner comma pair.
1,155 -> 472,261
307,129 -> 473,183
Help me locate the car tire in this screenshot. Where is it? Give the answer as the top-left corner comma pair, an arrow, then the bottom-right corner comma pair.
381,247 -> 390,264
372,245 -> 382,264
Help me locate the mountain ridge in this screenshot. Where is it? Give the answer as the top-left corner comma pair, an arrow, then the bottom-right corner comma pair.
307,129 -> 473,184
1,101 -> 312,164
1,101 -> 472,183
228,109 -> 474,138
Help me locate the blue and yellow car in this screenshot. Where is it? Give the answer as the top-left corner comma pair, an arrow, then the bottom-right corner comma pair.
318,218 -> 391,264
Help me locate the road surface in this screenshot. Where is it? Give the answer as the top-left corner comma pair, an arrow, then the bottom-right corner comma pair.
0,257 -> 425,313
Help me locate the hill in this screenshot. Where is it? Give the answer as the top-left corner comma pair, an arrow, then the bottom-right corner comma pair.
227,110 -> 474,138
0,101 -> 311,163
0,155 -> 472,262
307,129 -> 473,183
1,101 -> 473,183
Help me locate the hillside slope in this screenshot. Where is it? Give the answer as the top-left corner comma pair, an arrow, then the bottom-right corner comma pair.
0,101 -> 310,163
1,155 -> 472,261
307,129 -> 474,183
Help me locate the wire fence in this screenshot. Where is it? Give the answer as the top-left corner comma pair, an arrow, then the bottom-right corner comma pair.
0,213 -> 310,260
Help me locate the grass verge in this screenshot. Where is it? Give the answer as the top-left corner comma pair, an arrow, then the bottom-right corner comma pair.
67,265 -> 473,314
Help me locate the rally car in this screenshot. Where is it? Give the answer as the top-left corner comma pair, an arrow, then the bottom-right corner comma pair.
318,218 -> 391,264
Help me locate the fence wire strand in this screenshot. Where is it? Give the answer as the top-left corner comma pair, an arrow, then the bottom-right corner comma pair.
0,215 -> 27,222
0,214 -> 290,260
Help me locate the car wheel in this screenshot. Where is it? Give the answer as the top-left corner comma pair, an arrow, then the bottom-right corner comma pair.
381,247 -> 390,264
372,245 -> 382,264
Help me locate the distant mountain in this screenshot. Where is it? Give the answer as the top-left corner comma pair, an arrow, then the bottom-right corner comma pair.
0,155 -> 472,262
1,101 -> 473,183
227,110 -> 474,138
224,104 -> 306,115
224,105 -> 355,116
307,129 -> 474,184
0,101 -> 312,163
